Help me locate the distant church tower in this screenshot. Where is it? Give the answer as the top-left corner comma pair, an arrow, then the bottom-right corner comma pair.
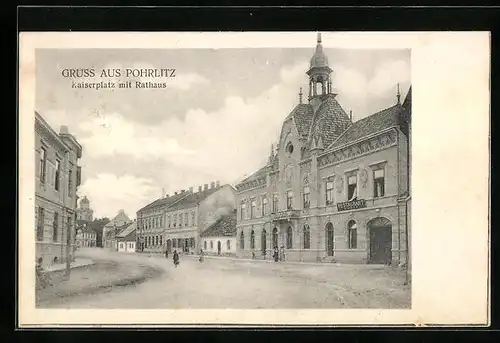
77,196 -> 94,222
306,33 -> 334,110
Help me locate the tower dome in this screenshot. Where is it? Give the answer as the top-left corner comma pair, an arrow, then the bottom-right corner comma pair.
309,33 -> 329,68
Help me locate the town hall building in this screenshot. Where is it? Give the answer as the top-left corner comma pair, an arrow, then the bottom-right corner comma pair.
235,34 -> 411,265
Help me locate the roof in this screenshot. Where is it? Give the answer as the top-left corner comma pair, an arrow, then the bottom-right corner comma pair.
200,213 -> 237,237
238,165 -> 268,184
116,222 -> 137,238
168,185 -> 229,211
329,104 -> 401,149
138,191 -> 188,213
285,103 -> 314,138
308,95 -> 352,148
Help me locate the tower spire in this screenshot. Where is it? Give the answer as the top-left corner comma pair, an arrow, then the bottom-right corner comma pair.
299,87 -> 303,104
396,83 -> 401,105
317,32 -> 322,44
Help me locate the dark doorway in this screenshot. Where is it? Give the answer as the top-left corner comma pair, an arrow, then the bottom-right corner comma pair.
368,217 -> 392,264
166,239 -> 172,253
272,227 -> 278,248
326,222 -> 334,256
261,229 -> 267,254
184,239 -> 189,253
217,241 -> 221,255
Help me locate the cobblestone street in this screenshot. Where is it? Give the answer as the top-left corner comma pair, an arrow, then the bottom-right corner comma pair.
39,248 -> 411,309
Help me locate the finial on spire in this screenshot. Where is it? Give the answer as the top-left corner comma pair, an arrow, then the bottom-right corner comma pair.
317,32 -> 322,44
396,83 -> 401,105
299,87 -> 303,104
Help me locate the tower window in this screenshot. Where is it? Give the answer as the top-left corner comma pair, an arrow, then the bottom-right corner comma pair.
286,142 -> 294,155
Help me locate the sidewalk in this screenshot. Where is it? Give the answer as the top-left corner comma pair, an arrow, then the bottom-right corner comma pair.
45,258 -> 94,273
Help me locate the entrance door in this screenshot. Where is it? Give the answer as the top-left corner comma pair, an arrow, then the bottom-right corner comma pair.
167,239 -> 172,253
217,241 -> 221,255
368,218 -> 392,264
326,223 -> 334,256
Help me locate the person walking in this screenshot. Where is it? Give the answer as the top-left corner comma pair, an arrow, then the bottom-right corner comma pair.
273,246 -> 279,262
199,249 -> 204,263
173,250 -> 180,268
165,249 -> 169,259
280,245 -> 286,262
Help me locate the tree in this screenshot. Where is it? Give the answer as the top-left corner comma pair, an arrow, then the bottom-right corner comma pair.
89,217 -> 110,247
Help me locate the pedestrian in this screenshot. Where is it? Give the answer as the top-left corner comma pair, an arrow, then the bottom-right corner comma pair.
273,246 -> 279,262
173,250 -> 180,267
199,249 -> 204,263
252,250 -> 256,260
280,245 -> 285,262
165,249 -> 169,259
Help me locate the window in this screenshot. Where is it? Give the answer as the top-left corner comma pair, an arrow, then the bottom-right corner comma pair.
373,168 -> 385,198
348,175 -> 357,201
185,212 -> 189,226
173,238 -> 177,248
303,186 -> 310,208
286,226 -> 293,249
190,237 -> 195,248
191,211 -> 196,226
272,195 -> 279,213
173,214 -> 177,227
286,142 -> 294,155
286,190 -> 293,210
54,160 -> 60,191
52,212 -> 59,241
240,202 -> 246,220
250,230 -> 255,250
210,241 -> 213,249
303,225 -> 310,249
226,240 -> 231,250
326,180 -> 334,205
262,197 -> 268,216
348,221 -> 357,249
39,147 -> 47,182
167,215 -> 171,227
251,199 -> 256,218
36,207 -> 44,241
240,231 -> 245,250
204,241 -> 207,250
68,169 -> 73,195
160,236 -> 163,246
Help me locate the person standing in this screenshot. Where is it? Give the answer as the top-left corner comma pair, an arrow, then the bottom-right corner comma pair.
165,248 -> 169,259
280,245 -> 285,262
199,249 -> 204,263
273,246 -> 279,262
173,250 -> 180,267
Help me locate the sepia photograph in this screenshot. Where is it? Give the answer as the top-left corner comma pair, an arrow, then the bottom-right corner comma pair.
19,31 -> 489,326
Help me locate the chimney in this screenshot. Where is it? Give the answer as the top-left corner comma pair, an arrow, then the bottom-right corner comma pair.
165,194 -> 169,198
60,125 -> 69,134
204,184 -> 208,191
175,191 -> 178,195
198,185 -> 202,192
349,110 -> 353,122
216,180 -> 220,187
189,187 -> 194,193
181,189 -> 185,193
210,181 -> 215,189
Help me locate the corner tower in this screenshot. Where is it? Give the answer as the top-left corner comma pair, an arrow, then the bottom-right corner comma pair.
307,33 -> 334,109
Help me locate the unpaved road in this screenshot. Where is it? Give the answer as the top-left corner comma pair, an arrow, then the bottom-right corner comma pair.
41,248 -> 410,309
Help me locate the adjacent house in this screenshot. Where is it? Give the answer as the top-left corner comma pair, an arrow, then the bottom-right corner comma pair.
200,210 -> 237,256
35,111 -> 82,267
117,221 -> 137,253
102,209 -> 132,250
75,224 -> 97,248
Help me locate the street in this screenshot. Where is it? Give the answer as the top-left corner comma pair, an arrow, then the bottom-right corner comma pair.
41,248 -> 411,309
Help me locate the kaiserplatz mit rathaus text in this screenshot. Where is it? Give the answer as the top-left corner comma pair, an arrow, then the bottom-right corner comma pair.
235,34 -> 412,265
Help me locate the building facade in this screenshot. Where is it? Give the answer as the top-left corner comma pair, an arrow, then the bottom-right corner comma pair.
102,209 -> 132,250
235,34 -> 411,265
75,225 -> 97,248
35,112 -> 82,266
117,221 -> 137,253
76,196 -> 94,222
200,211 -> 237,256
137,181 -> 237,255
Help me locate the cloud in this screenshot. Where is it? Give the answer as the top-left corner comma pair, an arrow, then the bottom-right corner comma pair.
77,173 -> 160,219
78,112 -> 195,159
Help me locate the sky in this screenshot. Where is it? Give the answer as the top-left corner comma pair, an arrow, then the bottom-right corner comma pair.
36,45 -> 410,219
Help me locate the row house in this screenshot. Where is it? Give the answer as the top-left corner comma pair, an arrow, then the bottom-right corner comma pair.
102,209 -> 132,250
75,225 -> 97,248
235,34 -> 411,265
35,112 -> 82,267
136,181 -> 237,254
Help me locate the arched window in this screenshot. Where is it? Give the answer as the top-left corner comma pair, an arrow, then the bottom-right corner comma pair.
240,231 -> 245,250
348,220 -> 357,249
272,228 -> 278,248
227,240 -> 231,250
250,230 -> 255,250
303,225 -> 310,249
210,241 -> 213,249
261,229 -> 267,253
286,226 -> 293,249
204,240 -> 207,250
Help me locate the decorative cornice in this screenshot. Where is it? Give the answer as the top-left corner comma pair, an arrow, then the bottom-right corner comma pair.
236,175 -> 267,193
318,129 -> 398,169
